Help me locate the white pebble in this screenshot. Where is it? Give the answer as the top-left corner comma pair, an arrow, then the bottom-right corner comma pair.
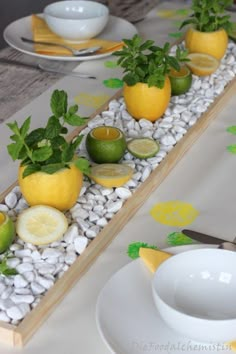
63,224 -> 79,243
74,236 -> 88,254
16,263 -> 34,273
6,306 -> 24,320
106,200 -> 123,213
14,275 -> 28,288
65,252 -> 77,265
5,192 -> 18,209
36,276 -> 54,290
10,294 -> 34,304
161,134 -> 176,146
41,248 -> 62,259
31,282 -> 45,295
96,217 -> 108,227
0,311 -> 10,322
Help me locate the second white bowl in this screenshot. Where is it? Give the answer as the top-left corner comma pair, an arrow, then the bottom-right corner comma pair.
152,248 -> 236,343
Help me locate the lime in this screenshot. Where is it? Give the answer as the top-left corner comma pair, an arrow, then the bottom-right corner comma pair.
86,126 -> 126,164
90,163 -> 133,188
16,205 -> 68,245
0,212 -> 15,253
127,138 -> 159,159
169,66 -> 192,96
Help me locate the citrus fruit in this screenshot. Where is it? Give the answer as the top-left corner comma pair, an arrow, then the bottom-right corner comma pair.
186,53 -> 219,76
127,138 -> 159,159
18,163 -> 83,211
90,163 -> 133,188
86,126 -> 126,163
185,27 -> 228,60
169,66 -> 192,96
0,212 -> 15,253
123,77 -> 171,122
16,205 -> 68,245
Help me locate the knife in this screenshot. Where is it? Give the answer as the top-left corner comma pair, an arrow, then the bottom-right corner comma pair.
182,229 -> 236,245
0,58 -> 96,79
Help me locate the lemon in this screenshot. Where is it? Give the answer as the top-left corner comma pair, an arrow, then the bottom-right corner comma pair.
86,126 -> 126,164
186,53 -> 219,76
90,163 -> 133,188
0,212 -> 15,253
127,138 -> 159,159
16,205 -> 68,245
19,163 -> 83,211
169,66 -> 192,96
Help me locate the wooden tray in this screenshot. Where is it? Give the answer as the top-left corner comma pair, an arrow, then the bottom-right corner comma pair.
1,77 -> 236,347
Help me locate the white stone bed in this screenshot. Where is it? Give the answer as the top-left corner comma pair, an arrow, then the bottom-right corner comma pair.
0,42 -> 236,326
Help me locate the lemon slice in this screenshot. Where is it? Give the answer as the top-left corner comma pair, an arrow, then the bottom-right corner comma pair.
0,212 -> 15,253
139,248 -> 172,273
127,138 -> 159,159
186,53 -> 219,76
16,205 -> 68,245
90,163 -> 133,188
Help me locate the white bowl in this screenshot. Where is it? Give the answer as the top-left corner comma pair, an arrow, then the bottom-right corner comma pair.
43,1 -> 109,42
152,248 -> 236,343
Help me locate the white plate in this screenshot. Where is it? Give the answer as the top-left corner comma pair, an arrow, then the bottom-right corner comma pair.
3,15 -> 137,61
96,244 -> 232,354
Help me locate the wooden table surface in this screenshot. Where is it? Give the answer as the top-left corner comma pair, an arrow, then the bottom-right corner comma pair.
0,47 -> 79,120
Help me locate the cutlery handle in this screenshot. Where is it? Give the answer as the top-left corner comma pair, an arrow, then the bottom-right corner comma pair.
38,64 -> 96,79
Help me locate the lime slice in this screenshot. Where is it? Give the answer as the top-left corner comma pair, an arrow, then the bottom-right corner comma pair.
0,212 -> 15,253
90,163 -> 133,188
127,138 -> 159,159
16,205 -> 68,245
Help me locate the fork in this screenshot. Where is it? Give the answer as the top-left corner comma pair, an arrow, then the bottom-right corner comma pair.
21,37 -> 101,56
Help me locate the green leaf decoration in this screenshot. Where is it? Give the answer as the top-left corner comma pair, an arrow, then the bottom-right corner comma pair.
127,242 -> 158,260
226,126 -> 236,135
0,254 -> 18,277
167,232 -> 196,246
41,163 -> 66,174
64,114 -> 88,126
104,61 -> 119,68
168,32 -> 183,39
227,144 -> 236,154
103,78 -> 124,89
175,9 -> 191,16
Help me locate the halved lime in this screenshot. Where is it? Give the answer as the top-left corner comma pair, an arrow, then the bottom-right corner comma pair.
169,65 -> 192,96
0,212 -> 15,253
127,138 -> 159,159
86,126 -> 126,164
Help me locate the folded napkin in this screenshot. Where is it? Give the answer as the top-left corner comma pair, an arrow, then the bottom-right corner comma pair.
31,15 -> 124,56
139,248 -> 172,273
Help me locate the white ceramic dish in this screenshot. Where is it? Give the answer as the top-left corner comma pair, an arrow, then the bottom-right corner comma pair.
3,15 -> 137,61
152,248 -> 236,343
96,244 -> 233,354
44,1 -> 109,41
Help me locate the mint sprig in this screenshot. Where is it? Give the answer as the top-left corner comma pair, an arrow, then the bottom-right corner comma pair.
179,0 -> 233,33
127,242 -> 158,260
7,90 -> 90,177
113,34 -> 180,89
0,252 -> 18,277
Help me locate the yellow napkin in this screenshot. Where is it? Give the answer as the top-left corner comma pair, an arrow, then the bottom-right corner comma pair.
31,14 -> 124,56
139,248 -> 172,273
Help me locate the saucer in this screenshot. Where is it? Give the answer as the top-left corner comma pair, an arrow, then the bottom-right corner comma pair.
3,15 -> 137,61
96,244 -> 232,354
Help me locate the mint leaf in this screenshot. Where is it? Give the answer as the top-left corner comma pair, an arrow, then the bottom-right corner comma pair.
50,89 -> 67,118
64,113 -> 88,126
45,116 -> 62,139
22,164 -> 41,178
25,128 -> 45,146
74,158 -> 90,175
32,146 -> 53,162
127,242 -> 158,260
41,163 -> 66,174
